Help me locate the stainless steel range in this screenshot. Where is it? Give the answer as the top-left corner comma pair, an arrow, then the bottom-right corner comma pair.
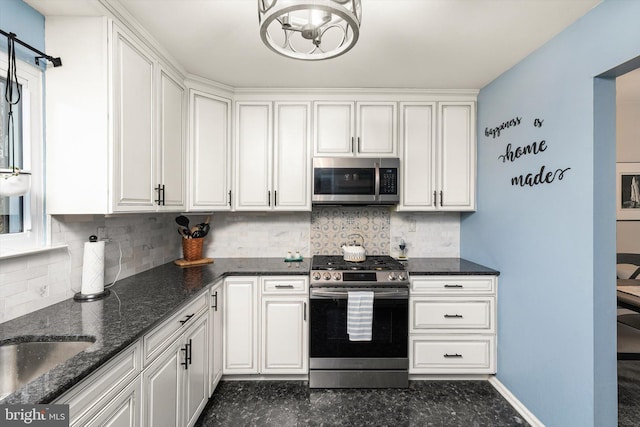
309,255 -> 409,389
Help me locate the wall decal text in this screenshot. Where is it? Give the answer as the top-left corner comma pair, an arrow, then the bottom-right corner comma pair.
484,116 -> 522,138
487,116 -> 572,188
498,140 -> 547,163
510,166 -> 572,187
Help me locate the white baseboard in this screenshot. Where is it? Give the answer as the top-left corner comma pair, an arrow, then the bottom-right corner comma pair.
489,377 -> 545,427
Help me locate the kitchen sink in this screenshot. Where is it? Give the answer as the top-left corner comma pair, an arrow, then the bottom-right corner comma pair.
0,337 -> 94,400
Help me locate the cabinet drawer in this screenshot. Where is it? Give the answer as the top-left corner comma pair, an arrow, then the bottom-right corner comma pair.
261,276 -> 309,294
143,292 -> 208,364
409,335 -> 495,374
411,276 -> 495,295
411,297 -> 494,332
55,341 -> 142,425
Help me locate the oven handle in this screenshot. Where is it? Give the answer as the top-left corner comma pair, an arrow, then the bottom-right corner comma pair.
310,288 -> 408,299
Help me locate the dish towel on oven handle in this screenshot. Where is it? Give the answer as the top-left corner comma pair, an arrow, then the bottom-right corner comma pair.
347,291 -> 374,341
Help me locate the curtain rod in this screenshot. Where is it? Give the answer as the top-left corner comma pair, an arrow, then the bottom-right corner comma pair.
0,28 -> 62,67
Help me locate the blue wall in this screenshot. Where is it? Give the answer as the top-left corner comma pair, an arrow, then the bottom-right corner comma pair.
0,0 -> 45,64
461,1 -> 640,426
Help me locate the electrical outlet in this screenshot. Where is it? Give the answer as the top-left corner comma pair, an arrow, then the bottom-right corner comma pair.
97,226 -> 107,241
408,219 -> 416,232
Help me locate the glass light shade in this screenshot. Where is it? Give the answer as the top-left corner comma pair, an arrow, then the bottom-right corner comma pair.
0,169 -> 31,197
258,0 -> 361,60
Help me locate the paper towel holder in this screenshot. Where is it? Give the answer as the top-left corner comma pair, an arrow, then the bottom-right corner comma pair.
74,235 -> 111,302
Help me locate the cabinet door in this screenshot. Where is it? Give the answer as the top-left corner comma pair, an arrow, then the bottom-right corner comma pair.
143,340 -> 181,427
223,277 -> 259,373
112,24 -> 156,211
189,91 -> 232,211
261,296 -> 308,374
398,102 -> 437,210
158,68 -> 186,210
438,102 -> 476,211
84,377 -> 142,427
183,313 -> 209,427
209,283 -> 223,396
235,102 -> 272,210
356,102 -> 397,156
273,102 -> 311,211
314,102 -> 355,156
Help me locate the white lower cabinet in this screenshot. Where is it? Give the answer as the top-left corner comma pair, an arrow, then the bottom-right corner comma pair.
209,281 -> 224,395
409,275 -> 497,375
54,342 -> 143,427
84,376 -> 143,427
224,276 -> 308,375
143,309 -> 209,427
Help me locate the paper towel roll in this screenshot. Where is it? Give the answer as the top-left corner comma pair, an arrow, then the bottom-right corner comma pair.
81,240 -> 105,295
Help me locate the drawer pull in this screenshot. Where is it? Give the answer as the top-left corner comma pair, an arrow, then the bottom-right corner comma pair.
444,314 -> 463,318
444,284 -> 463,288
444,353 -> 463,358
179,314 -> 194,325
275,284 -> 295,289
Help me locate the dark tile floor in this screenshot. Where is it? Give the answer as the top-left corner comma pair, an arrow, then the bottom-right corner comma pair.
618,360 -> 640,427
195,381 -> 529,426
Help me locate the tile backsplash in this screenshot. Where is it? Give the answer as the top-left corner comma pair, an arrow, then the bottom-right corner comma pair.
311,206 -> 391,255
1,209 -> 459,323
0,214 -> 181,323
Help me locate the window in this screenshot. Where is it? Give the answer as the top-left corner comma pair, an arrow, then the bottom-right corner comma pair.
0,52 -> 43,252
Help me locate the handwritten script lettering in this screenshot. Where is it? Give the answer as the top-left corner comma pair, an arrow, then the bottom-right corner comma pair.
498,140 -> 547,163
510,166 -> 571,187
485,117 -> 522,139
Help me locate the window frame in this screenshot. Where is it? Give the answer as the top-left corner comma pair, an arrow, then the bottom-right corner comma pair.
0,51 -> 44,252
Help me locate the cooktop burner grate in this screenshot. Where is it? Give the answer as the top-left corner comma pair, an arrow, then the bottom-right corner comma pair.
311,255 -> 406,271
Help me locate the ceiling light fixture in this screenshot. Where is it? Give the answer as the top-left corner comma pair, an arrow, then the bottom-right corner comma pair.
258,0 -> 361,61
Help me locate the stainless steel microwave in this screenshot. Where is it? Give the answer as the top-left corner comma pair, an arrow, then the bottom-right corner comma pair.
312,157 -> 400,205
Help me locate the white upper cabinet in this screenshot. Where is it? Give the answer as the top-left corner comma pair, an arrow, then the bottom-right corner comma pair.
234,101 -> 311,211
188,90 -> 232,211
399,102 -> 437,210
398,100 -> 476,212
439,102 -> 476,211
273,102 -> 312,211
112,25 -> 156,211
45,17 -> 186,214
158,68 -> 186,210
314,101 -> 397,157
234,102 -> 273,210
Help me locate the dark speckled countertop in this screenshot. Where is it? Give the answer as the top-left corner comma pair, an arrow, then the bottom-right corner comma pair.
0,257 -> 497,405
403,257 -> 500,276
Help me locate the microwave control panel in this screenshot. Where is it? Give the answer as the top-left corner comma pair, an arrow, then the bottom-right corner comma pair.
380,168 -> 398,195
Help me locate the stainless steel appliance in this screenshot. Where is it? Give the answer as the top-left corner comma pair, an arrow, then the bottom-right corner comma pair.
309,255 -> 409,388
312,157 -> 400,205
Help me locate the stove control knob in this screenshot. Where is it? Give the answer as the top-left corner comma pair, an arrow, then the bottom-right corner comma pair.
333,272 -> 342,281
388,272 -> 398,281
398,272 -> 408,281
323,272 -> 332,281
312,272 -> 321,281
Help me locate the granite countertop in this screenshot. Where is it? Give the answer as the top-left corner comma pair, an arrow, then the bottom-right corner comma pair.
402,258 -> 500,276
0,256 -> 497,405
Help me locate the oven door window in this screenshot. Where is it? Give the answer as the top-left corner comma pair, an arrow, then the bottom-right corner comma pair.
310,297 -> 408,358
313,168 -> 376,196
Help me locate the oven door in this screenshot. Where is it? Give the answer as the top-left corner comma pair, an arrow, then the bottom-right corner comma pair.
309,287 -> 408,368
